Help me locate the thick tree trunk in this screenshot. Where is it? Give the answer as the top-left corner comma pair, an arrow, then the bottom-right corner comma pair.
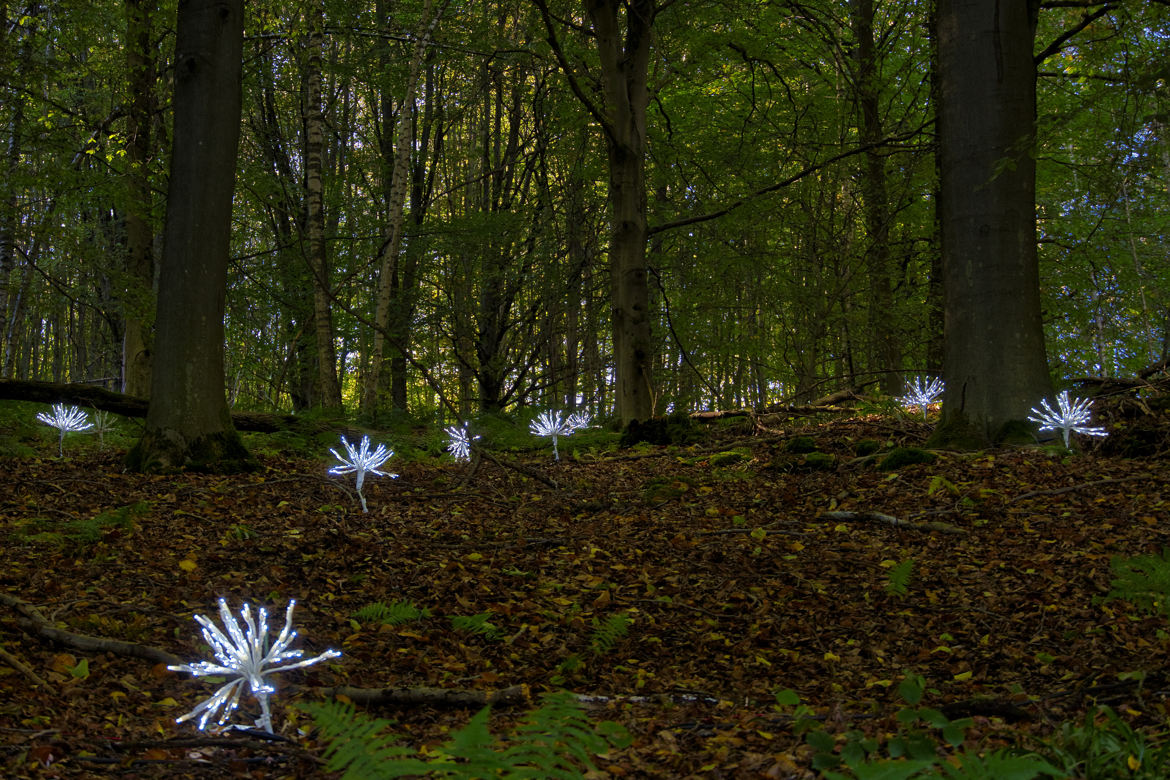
932,0 -> 1050,446
120,0 -> 155,398
126,0 -> 253,473
302,5 -> 342,409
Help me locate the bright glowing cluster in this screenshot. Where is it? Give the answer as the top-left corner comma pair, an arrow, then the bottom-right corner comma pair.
168,599 -> 340,733
1028,390 -> 1108,448
898,378 -> 945,422
444,422 -> 480,462
329,435 -> 396,512
35,403 -> 93,457
529,410 -> 591,461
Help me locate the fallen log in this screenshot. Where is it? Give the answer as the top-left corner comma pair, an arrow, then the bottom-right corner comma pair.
0,378 -> 331,434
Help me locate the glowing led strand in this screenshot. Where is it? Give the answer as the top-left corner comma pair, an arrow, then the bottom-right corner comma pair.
168,599 -> 340,733
328,435 -> 396,512
897,378 -> 945,422
444,422 -> 479,462
35,403 -> 94,457
1028,390 -> 1108,448
529,410 -> 576,461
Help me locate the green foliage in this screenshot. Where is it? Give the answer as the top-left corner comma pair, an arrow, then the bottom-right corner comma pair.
589,612 -> 632,656
1037,705 -> 1170,780
885,559 -> 914,597
1105,550 -> 1170,620
302,692 -> 631,779
802,451 -> 838,471
709,449 -> 748,467
785,436 -> 818,454
879,448 -> 937,471
451,611 -> 503,640
777,674 -> 1064,779
12,502 -> 149,550
352,600 -> 432,627
855,439 -> 882,456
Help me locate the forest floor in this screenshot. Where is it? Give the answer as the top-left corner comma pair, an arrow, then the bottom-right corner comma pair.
1,407 -> 1169,778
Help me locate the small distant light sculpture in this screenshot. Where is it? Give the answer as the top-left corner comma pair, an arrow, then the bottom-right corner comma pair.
529,410 -> 578,461
898,378 -> 945,422
35,403 -> 94,457
1028,390 -> 1108,448
328,435 -> 396,512
444,422 -> 479,462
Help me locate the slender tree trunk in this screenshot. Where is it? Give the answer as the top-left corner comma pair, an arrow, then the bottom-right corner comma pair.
364,0 -> 438,420
932,0 -> 1050,446
126,0 -> 253,473
302,3 -> 341,409
121,0 -> 155,397
850,0 -> 900,395
590,0 -> 655,423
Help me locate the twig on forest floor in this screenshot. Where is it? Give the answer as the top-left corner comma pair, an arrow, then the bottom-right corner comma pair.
818,510 -> 966,535
474,447 -> 560,490
0,642 -> 51,689
1008,474 -> 1159,503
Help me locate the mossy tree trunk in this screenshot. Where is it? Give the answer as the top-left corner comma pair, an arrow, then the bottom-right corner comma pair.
126,0 -> 253,473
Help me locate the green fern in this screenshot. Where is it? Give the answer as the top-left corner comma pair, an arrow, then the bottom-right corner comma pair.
1106,550 -> 1170,619
301,692 -> 630,779
451,611 -> 502,640
352,600 -> 431,627
589,612 -> 632,656
885,558 -> 914,597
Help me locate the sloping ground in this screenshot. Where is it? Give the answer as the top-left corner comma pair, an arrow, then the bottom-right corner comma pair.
1,414 -> 1168,778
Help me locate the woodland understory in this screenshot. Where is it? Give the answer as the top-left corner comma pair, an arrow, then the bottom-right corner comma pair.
2,394 -> 1170,778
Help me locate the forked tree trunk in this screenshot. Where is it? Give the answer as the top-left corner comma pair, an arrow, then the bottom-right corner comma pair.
588,0 -> 655,423
932,0 -> 1051,446
364,0 -> 438,420
126,0 -> 253,473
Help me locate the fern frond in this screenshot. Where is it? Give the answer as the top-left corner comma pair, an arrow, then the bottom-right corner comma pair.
352,599 -> 431,626
885,559 -> 914,597
300,699 -> 432,779
1108,550 -> 1170,619
304,693 -> 630,780
451,611 -> 502,640
589,612 -> 632,656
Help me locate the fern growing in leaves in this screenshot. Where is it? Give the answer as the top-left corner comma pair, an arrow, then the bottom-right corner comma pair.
589,612 -> 632,656
301,692 -> 630,779
352,600 -> 431,627
1106,550 -> 1170,619
451,611 -> 502,640
885,559 -> 915,597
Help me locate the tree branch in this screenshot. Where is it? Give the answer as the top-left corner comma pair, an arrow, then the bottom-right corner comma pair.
647,123 -> 932,236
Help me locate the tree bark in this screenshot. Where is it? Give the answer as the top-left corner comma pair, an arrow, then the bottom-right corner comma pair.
364,0 -> 439,420
850,0 -> 901,396
120,0 -> 155,398
589,0 -> 655,424
932,0 -> 1051,446
125,0 -> 253,473
302,2 -> 342,409
536,0 -> 656,424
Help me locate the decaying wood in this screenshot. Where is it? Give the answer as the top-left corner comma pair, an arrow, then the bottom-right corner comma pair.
0,379 -> 349,434
0,591 -> 182,666
321,684 -> 531,709
818,510 -> 966,535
